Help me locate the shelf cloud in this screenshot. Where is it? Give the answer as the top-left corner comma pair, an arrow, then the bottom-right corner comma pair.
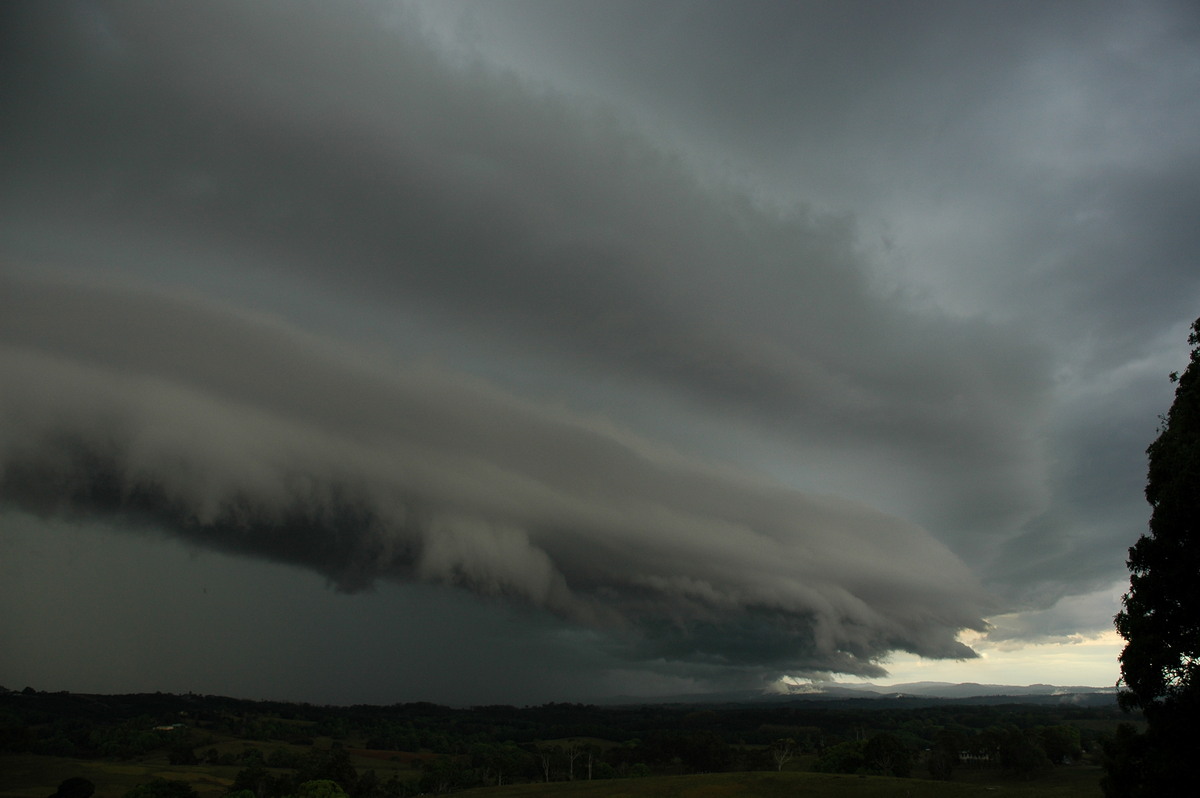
2,0 -> 1197,700
2,274 -> 987,677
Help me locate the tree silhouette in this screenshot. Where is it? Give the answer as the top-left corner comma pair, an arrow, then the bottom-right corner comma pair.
1111,316 -> 1200,796
50,778 -> 94,798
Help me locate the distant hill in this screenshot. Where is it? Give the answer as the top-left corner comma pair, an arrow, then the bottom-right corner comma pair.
597,680 -> 1117,707
774,679 -> 1116,698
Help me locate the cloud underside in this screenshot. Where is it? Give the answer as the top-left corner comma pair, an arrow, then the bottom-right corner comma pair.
1,275 -> 985,677
1,0 -> 1052,556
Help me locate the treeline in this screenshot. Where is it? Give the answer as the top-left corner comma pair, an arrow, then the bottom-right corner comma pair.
2,687 -> 1128,795
810,722 -> 1084,780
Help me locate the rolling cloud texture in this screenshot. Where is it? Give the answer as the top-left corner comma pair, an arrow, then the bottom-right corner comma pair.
2,275 -> 985,675
2,0 -> 1199,700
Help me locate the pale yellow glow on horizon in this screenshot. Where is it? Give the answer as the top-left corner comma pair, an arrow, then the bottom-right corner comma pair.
869,629 -> 1124,688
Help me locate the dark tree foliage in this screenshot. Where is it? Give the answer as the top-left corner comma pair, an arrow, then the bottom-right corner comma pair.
50,778 -> 95,798
1111,317 -> 1200,796
926,729 -> 963,780
862,731 -> 912,777
296,743 -> 359,789
1036,724 -> 1081,764
1100,724 -> 1149,798
997,728 -> 1051,780
812,740 -> 865,774
2,686 -> 1126,795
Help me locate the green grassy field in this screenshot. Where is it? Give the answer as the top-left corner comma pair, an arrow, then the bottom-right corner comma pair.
0,754 -> 1103,798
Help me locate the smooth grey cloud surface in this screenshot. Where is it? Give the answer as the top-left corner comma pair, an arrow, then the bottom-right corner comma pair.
2,0 -> 1198,701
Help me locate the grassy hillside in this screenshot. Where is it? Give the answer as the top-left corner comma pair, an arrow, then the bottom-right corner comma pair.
0,751 -> 421,798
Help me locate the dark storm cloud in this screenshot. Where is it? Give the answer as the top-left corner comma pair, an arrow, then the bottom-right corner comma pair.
1,274 -> 987,675
3,0 -> 1199,697
419,0 -> 1200,609
0,0 -> 1055,555
426,0 -> 1200,334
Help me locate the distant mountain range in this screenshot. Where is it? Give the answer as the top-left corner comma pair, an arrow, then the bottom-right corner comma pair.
600,681 -> 1117,707
769,680 -> 1116,699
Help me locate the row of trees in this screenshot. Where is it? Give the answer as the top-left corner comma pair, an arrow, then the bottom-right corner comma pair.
38,715 -> 1089,798
3,689 -> 1120,763
212,721 -> 1084,796
4,687 -> 1123,796
224,734 -> 770,797
116,777 -> 354,798
0,716 -> 178,759
811,724 -> 1080,781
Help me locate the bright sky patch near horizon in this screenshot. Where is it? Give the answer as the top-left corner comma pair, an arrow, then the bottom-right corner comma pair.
1,0 -> 1198,704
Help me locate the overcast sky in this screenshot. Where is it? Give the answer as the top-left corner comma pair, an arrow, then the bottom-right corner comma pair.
2,0 -> 1198,705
